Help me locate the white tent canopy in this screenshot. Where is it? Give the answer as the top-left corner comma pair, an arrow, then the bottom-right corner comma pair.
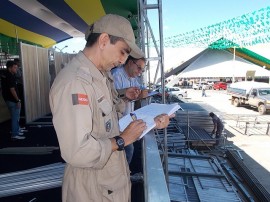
179,49 -> 270,78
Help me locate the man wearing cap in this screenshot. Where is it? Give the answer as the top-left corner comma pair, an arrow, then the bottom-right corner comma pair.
49,14 -> 172,202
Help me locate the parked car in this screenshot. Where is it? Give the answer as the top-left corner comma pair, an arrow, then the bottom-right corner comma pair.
213,82 -> 227,90
155,86 -> 169,98
155,86 -> 187,98
166,86 -> 188,98
206,81 -> 219,87
192,82 -> 211,90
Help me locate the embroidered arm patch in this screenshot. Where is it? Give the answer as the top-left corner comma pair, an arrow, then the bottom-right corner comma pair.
72,94 -> 89,105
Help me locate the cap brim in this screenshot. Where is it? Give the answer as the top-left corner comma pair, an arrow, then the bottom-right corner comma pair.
124,40 -> 144,59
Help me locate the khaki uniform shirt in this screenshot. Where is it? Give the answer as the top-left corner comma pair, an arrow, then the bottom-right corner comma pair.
49,52 -> 130,202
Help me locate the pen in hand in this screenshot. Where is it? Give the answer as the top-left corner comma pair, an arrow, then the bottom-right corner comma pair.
130,113 -> 137,121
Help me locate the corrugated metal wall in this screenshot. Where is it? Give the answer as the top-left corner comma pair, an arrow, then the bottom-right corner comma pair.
21,43 -> 76,123
21,43 -> 50,123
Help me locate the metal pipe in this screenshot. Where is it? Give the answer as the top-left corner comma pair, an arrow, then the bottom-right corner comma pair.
0,163 -> 63,179
169,171 -> 224,178
0,163 -> 65,198
226,150 -> 270,201
221,163 -> 255,202
167,153 -> 211,159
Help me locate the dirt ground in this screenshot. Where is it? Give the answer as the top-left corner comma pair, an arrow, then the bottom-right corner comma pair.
183,88 -> 270,192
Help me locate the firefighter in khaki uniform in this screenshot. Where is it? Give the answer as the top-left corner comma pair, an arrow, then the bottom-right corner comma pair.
49,14 -> 172,202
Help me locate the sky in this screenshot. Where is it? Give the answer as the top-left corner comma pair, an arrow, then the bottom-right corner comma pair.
55,0 -> 270,70
156,0 -> 270,38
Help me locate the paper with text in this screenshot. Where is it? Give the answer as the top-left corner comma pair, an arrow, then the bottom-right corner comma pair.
119,103 -> 180,139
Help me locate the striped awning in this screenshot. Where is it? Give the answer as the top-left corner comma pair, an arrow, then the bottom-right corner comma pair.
0,0 -> 139,50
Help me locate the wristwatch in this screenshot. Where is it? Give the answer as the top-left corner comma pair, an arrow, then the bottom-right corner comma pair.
118,93 -> 125,99
16,99 -> 21,103
117,89 -> 126,99
114,136 -> 125,151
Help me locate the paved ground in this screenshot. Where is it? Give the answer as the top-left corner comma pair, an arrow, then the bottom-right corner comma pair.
182,88 -> 270,193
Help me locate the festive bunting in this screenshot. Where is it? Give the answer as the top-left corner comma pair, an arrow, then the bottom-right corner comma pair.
159,6 -> 270,49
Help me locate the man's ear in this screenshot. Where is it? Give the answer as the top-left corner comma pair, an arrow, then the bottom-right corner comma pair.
98,33 -> 110,49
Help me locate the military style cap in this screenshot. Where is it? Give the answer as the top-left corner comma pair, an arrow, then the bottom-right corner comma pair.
85,14 -> 144,59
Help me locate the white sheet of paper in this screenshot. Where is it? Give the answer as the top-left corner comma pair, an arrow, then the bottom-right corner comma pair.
119,103 -> 180,139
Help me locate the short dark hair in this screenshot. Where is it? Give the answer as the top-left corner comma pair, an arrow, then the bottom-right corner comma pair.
6,60 -> 16,68
86,33 -> 101,47
85,33 -> 123,47
14,58 -> 20,64
125,56 -> 146,65
209,112 -> 214,117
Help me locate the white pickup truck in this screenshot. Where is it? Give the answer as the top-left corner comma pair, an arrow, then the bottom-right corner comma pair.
227,81 -> 270,115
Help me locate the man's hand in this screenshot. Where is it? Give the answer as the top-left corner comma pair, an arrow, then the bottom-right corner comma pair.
138,89 -> 149,99
125,87 -> 141,100
121,119 -> 146,145
154,113 -> 175,129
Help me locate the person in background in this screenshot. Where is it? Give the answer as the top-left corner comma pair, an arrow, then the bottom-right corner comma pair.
209,112 -> 224,146
13,58 -> 26,119
112,56 -> 147,164
14,58 -> 23,85
202,84 -> 207,97
49,14 -> 172,202
1,61 -> 25,140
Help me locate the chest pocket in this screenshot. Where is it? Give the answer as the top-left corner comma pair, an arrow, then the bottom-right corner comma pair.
98,96 -> 114,137
98,96 -> 112,116
92,83 -> 114,137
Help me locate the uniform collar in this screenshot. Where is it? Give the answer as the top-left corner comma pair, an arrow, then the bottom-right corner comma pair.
76,51 -> 105,81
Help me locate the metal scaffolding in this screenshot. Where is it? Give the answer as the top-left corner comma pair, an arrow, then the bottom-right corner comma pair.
138,0 -> 170,184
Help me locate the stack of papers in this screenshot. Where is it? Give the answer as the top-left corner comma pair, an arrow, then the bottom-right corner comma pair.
119,103 -> 180,139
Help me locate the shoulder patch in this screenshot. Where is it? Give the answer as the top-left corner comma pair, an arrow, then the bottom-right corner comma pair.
72,94 -> 89,105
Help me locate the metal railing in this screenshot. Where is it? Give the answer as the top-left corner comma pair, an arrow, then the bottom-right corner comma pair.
143,131 -> 170,202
